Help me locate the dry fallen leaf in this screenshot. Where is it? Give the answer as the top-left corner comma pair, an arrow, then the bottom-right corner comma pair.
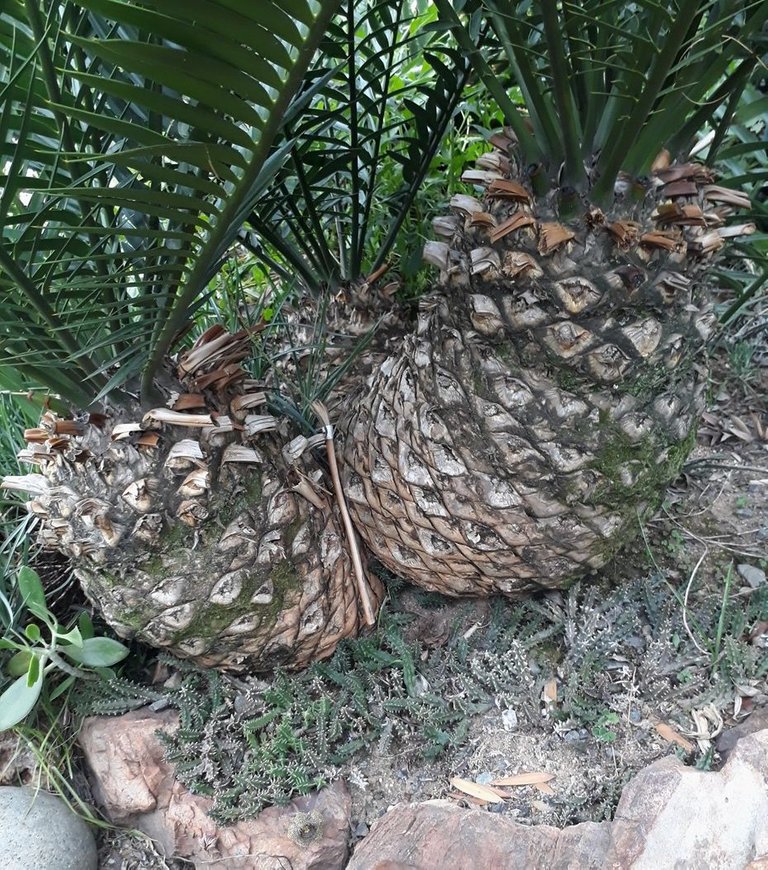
750,621 -> 768,647
534,782 -> 556,795
449,777 -> 505,804
542,679 -> 558,703
491,772 -> 555,787
447,791 -> 489,806
726,415 -> 754,443
655,722 -> 695,752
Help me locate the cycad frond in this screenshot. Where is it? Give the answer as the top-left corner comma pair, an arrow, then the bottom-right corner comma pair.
438,0 -> 768,202
0,0 -> 341,407
243,0 -> 471,292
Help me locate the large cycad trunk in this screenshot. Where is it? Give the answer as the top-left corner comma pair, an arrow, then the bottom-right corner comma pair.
340,143 -> 752,595
4,329 -> 382,671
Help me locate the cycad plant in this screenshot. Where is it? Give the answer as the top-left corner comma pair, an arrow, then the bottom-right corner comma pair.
0,0 -> 389,672
241,0 -> 471,412
341,0 -> 765,596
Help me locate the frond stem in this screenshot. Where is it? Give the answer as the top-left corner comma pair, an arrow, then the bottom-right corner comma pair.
540,0 -> 585,188
592,0 -> 703,202
347,0 -> 362,277
434,0 -> 542,165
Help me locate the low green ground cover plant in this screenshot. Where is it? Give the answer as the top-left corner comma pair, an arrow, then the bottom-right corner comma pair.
72,569 -> 768,823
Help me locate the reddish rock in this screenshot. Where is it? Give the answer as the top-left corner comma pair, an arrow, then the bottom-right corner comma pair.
79,709 -> 768,869
346,801 -> 610,870
349,730 -> 768,870
606,730 -> 768,869
79,710 -> 351,869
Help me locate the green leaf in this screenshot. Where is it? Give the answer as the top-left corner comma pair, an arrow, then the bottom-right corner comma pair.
17,566 -> 48,618
24,623 -> 41,643
0,670 -> 45,730
440,0 -> 768,199
62,636 -> 129,668
246,0 -> 471,288
56,625 -> 83,648
7,650 -> 33,678
49,674 -> 77,702
0,0 -> 344,409
0,638 -> 25,652
26,652 -> 41,687
78,612 -> 95,641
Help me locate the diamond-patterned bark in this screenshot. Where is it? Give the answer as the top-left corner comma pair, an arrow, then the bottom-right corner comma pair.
340,146 -> 751,596
3,329 -> 382,672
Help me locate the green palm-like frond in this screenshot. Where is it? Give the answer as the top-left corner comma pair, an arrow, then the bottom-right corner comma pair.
0,0 -> 341,407
438,0 -> 768,204
242,0 -> 472,292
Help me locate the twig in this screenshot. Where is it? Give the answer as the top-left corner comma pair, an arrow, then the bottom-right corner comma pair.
311,401 -> 376,626
682,549 -> 709,657
684,459 -> 768,475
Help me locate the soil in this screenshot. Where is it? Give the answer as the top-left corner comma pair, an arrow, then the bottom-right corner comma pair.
344,433 -> 768,840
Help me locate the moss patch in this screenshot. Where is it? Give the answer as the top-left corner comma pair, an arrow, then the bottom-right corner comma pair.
587,423 -> 697,513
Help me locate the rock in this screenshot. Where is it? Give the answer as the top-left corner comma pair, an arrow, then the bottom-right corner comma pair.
0,786 -> 98,870
608,729 -> 768,868
349,730 -> 768,870
346,800 -> 610,869
501,707 -> 518,730
716,706 -> 768,759
738,564 -> 766,589
0,733 -> 36,786
79,710 -> 351,869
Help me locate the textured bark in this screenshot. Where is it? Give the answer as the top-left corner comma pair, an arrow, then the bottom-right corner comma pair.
3,330 -> 382,672
340,148 -> 751,596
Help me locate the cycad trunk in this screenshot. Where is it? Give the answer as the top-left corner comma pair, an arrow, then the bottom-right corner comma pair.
340,142 -> 753,596
4,329 -> 382,671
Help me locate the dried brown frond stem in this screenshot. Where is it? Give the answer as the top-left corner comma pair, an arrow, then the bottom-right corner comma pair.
311,401 -> 376,626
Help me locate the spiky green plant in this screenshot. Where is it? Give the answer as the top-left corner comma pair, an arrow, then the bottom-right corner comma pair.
341,0 -> 766,596
0,0 -> 389,673
240,0 -> 473,418
243,0 -> 471,293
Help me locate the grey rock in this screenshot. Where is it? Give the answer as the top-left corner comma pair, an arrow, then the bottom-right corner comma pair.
738,563 -> 766,588
563,728 -> 590,743
501,707 -> 519,730
0,787 -> 97,870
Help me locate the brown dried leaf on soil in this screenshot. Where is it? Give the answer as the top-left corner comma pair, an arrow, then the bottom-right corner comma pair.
491,772 -> 555,787
449,777 -> 506,804
655,722 -> 696,752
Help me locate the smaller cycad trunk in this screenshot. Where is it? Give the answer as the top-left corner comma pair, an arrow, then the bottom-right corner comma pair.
3,328 -> 382,672
340,141 -> 754,596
